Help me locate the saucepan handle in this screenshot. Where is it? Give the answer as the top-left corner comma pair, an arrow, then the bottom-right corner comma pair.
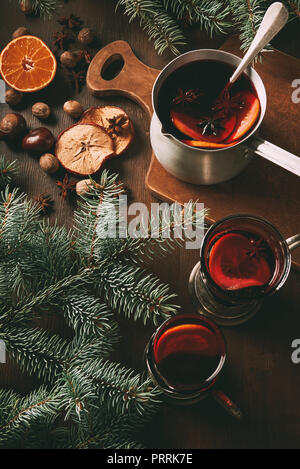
286,234 -> 300,252
212,389 -> 244,421
245,136 -> 300,177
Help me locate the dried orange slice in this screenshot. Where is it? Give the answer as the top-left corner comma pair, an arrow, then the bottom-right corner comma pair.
0,36 -> 57,92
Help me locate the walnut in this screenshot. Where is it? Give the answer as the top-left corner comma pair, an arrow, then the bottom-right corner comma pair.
5,89 -> 23,106
0,113 -> 27,141
60,51 -> 81,69
78,28 -> 95,45
39,153 -> 60,174
32,102 -> 51,120
63,100 -> 84,119
12,27 -> 29,39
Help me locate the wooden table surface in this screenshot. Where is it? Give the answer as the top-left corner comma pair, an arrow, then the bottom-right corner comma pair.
1,0 -> 300,449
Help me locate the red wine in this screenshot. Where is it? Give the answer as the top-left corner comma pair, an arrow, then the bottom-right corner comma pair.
207,230 -> 276,294
153,322 -> 224,390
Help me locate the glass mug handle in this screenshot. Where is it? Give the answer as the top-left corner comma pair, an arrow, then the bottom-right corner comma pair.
286,234 -> 300,252
212,389 -> 244,421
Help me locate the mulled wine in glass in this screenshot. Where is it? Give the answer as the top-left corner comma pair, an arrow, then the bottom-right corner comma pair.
189,214 -> 300,326
145,313 -> 242,419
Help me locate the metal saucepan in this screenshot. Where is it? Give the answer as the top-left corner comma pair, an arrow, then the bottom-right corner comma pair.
151,49 -> 300,185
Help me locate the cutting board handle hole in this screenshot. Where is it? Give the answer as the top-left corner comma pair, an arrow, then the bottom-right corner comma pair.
101,54 -> 125,81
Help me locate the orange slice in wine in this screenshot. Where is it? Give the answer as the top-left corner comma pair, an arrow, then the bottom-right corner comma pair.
0,36 -> 57,92
181,139 -> 236,149
208,233 -> 272,291
226,90 -> 260,142
171,108 -> 236,143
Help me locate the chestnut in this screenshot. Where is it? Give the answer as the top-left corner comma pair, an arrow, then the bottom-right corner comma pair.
22,127 -> 55,153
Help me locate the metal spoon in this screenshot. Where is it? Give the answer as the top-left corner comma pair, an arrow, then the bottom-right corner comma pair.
230,2 -> 289,85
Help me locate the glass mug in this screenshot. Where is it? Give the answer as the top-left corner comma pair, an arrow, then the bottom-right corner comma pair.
145,313 -> 243,420
189,214 -> 300,326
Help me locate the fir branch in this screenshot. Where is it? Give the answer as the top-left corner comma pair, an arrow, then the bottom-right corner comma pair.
0,159 -> 178,448
65,322 -> 120,367
1,326 -> 67,382
164,0 -> 231,35
0,188 -> 41,253
0,389 -> 22,424
116,0 -> 186,55
94,259 -> 178,325
16,0 -> 62,17
285,0 -> 300,18
74,170 -> 124,266
6,267 -> 95,326
0,158 -> 17,190
76,176 -> 207,267
0,387 -> 60,448
107,202 -> 207,265
228,0 -> 272,52
58,370 -> 96,421
61,292 -> 114,339
78,358 -> 162,418
54,414 -> 147,449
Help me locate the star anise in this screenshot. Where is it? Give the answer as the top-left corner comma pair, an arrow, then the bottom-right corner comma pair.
34,193 -> 54,214
107,115 -> 130,135
213,91 -> 245,118
70,69 -> 86,92
246,239 -> 266,259
173,88 -> 203,106
197,117 -> 225,136
52,29 -> 74,51
58,14 -> 83,30
79,49 -> 93,65
56,174 -> 76,200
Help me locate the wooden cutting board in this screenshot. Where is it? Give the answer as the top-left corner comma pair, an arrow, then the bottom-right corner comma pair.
146,37 -> 300,269
87,38 -> 300,269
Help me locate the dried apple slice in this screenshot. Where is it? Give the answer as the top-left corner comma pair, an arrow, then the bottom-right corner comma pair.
181,139 -> 236,149
55,123 -> 115,176
225,91 -> 260,143
80,106 -> 134,156
171,108 -> 236,143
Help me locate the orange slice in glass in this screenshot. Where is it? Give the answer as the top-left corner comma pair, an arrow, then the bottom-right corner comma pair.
0,36 -> 57,92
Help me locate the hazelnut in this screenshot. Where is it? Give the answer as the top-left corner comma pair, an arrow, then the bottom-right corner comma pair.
60,50 -> 82,69
78,28 -> 95,45
40,153 -> 60,174
32,102 -> 51,120
20,0 -> 32,15
12,27 -> 29,39
63,100 -> 84,119
76,179 -> 100,195
0,113 -> 27,141
5,89 -> 23,106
